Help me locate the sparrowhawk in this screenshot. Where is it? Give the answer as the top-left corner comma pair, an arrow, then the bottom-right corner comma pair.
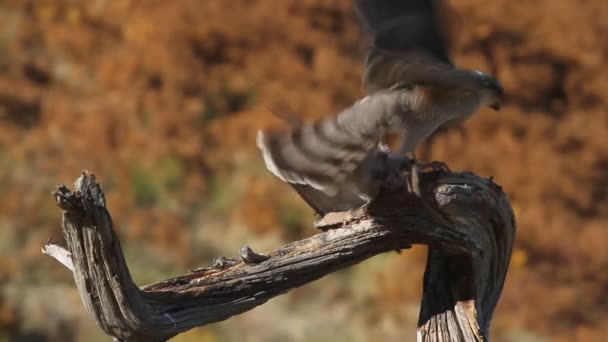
257,0 -> 504,215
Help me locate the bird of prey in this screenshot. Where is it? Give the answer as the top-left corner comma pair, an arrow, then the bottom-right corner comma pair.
257,0 -> 503,215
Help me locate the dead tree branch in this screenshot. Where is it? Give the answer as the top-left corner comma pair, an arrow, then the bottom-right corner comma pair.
45,170 -> 515,341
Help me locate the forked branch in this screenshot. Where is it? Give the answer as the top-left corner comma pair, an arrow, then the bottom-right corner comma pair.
44,170 -> 515,341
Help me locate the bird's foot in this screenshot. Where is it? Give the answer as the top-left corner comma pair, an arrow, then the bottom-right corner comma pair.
388,152 -> 421,197
419,160 -> 451,173
404,163 -> 421,197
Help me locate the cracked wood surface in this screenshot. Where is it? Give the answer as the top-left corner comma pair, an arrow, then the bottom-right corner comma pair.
46,170 -> 515,341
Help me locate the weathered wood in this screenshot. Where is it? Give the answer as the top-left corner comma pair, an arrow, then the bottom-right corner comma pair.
46,170 -> 515,341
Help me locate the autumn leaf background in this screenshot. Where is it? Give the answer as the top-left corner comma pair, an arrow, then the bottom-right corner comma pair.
1,1 -> 607,341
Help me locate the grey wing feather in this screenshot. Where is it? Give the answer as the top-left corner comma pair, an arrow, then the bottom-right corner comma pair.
288,147 -> 411,215
289,183 -> 367,216
257,90 -> 409,196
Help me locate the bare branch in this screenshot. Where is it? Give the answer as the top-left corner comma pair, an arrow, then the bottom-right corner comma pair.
47,170 -> 515,341
42,239 -> 74,271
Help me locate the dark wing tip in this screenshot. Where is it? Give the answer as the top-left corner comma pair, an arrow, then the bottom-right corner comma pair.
354,0 -> 454,65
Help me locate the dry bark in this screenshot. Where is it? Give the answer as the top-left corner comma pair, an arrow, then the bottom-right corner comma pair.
44,170 -> 515,341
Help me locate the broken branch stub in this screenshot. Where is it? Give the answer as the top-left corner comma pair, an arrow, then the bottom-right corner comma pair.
46,170 -> 515,341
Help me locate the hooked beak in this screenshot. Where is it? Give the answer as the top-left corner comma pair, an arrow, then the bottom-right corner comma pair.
490,101 -> 502,111
489,83 -> 504,111
484,78 -> 504,111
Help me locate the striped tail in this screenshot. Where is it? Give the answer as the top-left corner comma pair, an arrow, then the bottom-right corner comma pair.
257,118 -> 375,196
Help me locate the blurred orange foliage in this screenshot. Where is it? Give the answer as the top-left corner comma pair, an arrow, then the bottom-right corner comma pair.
0,0 -> 607,341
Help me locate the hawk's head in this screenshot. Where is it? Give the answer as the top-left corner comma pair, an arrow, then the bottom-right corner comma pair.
473,70 -> 504,111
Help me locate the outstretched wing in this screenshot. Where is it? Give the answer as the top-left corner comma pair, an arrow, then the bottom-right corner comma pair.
257,89 -> 415,196
354,0 -> 454,92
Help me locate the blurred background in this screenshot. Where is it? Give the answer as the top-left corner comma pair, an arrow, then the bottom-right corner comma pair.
0,0 -> 607,341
